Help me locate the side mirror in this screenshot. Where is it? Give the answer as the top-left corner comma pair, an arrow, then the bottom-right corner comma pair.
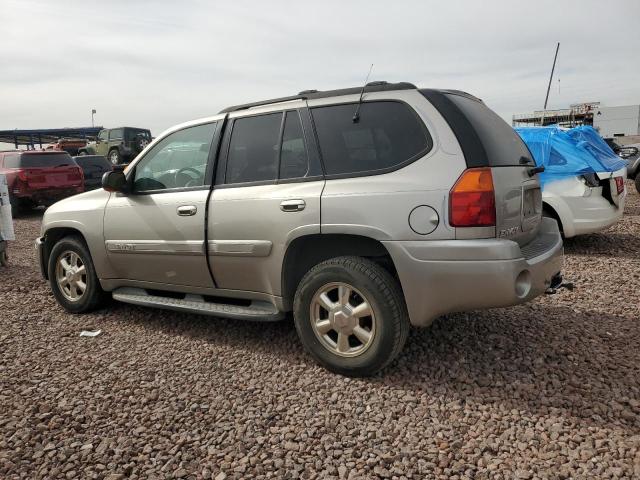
102,170 -> 128,193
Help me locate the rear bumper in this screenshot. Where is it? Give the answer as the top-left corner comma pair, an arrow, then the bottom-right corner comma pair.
559,194 -> 625,237
15,187 -> 83,205
383,217 -> 564,327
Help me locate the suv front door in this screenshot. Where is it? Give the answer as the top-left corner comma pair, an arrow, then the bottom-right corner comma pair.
208,106 -> 325,297
103,121 -> 218,288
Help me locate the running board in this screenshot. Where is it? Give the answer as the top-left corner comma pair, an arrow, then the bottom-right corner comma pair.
111,287 -> 284,322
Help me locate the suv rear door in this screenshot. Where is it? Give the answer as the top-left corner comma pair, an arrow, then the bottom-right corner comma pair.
207,103 -> 324,296
421,90 -> 542,246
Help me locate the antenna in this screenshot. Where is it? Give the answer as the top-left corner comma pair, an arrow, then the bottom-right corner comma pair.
352,63 -> 374,123
543,42 -> 560,110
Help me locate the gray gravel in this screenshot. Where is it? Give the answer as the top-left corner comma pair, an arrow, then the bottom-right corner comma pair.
1,183 -> 639,479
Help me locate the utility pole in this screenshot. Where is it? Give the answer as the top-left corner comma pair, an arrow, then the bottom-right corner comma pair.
91,109 -> 96,127
544,43 -> 560,110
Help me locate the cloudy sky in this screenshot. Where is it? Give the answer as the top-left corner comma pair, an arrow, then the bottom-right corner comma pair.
1,0 -> 639,138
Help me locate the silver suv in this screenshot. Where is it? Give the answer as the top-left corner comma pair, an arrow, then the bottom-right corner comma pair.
36,82 -> 563,376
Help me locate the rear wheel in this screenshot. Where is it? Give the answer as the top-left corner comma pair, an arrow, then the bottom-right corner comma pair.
293,256 -> 409,377
48,236 -> 107,313
108,149 -> 120,165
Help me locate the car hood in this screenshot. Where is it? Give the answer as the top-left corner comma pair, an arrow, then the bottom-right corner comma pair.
46,188 -> 110,215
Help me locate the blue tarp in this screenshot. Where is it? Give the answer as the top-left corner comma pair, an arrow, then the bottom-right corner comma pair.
514,126 -> 626,187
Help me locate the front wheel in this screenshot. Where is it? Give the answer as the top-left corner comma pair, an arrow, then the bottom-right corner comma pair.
293,256 -> 409,377
48,236 -> 107,313
108,149 -> 120,165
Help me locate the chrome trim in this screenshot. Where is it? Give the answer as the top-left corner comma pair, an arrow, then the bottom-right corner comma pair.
207,240 -> 272,257
105,240 -> 204,255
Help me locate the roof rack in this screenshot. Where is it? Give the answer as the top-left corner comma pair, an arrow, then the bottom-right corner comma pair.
219,81 -> 418,113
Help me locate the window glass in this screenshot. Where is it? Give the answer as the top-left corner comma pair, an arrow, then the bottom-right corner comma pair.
445,94 -> 531,166
133,122 -> 216,192
311,101 -> 430,176
126,129 -> 151,141
4,153 -> 74,168
225,113 -> 282,184
109,128 -> 123,141
279,111 -> 309,179
98,130 -> 108,142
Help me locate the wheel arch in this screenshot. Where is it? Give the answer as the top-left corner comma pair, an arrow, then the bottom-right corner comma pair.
281,234 -> 400,310
41,226 -> 88,279
542,201 -> 564,235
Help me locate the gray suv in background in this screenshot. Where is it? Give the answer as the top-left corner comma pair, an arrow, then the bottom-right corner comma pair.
36,82 -> 563,376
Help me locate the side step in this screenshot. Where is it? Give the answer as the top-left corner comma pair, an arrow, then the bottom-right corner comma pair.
112,287 -> 285,322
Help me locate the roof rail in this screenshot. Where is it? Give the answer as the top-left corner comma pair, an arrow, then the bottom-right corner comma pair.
219,81 -> 418,114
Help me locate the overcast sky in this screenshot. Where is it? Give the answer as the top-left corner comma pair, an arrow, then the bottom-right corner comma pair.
1,0 -> 639,138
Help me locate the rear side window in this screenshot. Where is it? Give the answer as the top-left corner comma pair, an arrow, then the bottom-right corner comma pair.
280,111 -> 309,179
3,153 -> 74,168
226,113 -> 282,184
109,128 -> 123,141
311,101 -> 431,176
445,94 -> 532,166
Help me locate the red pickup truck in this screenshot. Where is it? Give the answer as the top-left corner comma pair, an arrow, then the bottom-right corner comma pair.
0,151 -> 84,216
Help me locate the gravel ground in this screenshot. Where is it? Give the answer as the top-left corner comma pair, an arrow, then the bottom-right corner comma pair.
1,184 -> 639,479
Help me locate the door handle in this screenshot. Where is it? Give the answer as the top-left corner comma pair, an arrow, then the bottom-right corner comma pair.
280,199 -> 306,212
177,205 -> 197,216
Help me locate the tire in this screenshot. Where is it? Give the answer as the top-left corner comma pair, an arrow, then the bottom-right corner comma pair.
48,236 -> 107,313
0,249 -> 7,267
293,256 -> 409,377
635,175 -> 640,195
78,151 -> 88,156
108,149 -> 120,165
133,135 -> 149,154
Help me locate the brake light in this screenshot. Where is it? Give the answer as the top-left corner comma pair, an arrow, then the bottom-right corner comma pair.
449,168 -> 496,227
68,166 -> 84,182
614,176 -> 625,195
16,169 -> 28,182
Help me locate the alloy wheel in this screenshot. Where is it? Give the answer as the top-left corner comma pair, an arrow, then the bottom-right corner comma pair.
55,250 -> 87,302
309,282 -> 376,357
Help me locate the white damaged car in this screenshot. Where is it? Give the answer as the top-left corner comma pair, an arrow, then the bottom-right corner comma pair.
516,126 -> 627,238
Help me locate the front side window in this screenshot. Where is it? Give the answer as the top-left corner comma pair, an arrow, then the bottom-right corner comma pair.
133,122 -> 216,192
225,113 -> 282,184
311,101 -> 431,176
109,128 -> 123,141
98,130 -> 108,142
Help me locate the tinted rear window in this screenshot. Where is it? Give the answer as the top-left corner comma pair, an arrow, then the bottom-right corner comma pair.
445,94 -> 532,166
3,153 -> 75,168
74,156 -> 110,168
311,101 -> 431,176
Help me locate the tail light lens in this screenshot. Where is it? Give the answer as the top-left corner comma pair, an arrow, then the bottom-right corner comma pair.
614,176 -> 625,195
16,169 -> 28,182
68,166 -> 84,182
449,167 -> 496,227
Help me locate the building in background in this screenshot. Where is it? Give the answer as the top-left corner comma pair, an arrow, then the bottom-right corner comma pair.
512,102 -> 640,144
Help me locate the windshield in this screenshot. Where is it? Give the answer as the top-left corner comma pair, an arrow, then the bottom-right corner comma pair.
3,152 -> 75,168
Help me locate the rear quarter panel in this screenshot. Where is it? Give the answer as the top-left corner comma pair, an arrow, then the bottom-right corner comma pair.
309,90 -> 467,241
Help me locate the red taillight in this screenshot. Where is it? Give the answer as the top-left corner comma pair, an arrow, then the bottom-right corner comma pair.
16,169 -> 28,182
615,176 -> 625,195
68,166 -> 84,182
449,168 -> 496,227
